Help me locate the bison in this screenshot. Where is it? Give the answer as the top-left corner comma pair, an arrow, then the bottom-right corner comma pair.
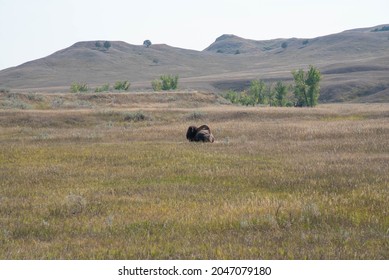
186,124 -> 215,143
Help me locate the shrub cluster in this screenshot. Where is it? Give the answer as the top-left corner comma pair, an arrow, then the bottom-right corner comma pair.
70,81 -> 131,93
70,74 -> 179,93
95,41 -> 111,50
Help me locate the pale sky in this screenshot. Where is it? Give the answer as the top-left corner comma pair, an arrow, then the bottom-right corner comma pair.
0,0 -> 388,70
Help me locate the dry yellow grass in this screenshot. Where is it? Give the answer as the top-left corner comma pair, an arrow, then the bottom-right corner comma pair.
0,92 -> 388,259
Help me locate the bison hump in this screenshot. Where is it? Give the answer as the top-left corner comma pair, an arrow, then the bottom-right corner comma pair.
196,124 -> 211,132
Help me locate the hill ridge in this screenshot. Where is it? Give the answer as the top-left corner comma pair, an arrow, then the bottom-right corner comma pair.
204,24 -> 389,55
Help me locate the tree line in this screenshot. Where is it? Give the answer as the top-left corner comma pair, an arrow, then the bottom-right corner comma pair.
224,65 -> 321,107
69,65 -> 321,108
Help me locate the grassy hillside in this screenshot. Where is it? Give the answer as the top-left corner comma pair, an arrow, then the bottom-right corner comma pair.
0,42 -> 229,90
0,91 -> 388,259
1,25 -> 389,102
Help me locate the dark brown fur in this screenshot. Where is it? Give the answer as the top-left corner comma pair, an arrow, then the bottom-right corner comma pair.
186,124 -> 215,143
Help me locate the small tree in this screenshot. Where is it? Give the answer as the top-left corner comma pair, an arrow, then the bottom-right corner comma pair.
305,66 -> 321,107
274,81 -> 288,107
143,40 -> 152,48
292,69 -> 307,106
266,83 -> 275,106
104,41 -> 111,49
249,80 -> 267,104
281,42 -> 288,49
95,41 -> 102,48
292,66 -> 321,107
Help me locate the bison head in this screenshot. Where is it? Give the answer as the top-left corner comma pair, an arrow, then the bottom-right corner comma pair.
186,126 -> 198,141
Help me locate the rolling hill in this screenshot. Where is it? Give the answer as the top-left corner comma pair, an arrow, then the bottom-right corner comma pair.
1,24 -> 389,102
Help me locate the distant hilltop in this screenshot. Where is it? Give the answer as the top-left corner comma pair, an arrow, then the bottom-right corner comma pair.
205,24 -> 389,55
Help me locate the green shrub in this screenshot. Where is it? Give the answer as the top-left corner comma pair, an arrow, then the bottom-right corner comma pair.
95,84 -> 110,92
114,81 -> 130,91
224,90 -> 239,104
160,75 -> 178,90
152,75 -> 179,91
239,91 -> 256,106
161,75 -> 178,90
151,79 -> 162,91
70,82 -> 89,93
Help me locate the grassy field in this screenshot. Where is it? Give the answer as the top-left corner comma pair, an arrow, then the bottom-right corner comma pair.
0,91 -> 388,259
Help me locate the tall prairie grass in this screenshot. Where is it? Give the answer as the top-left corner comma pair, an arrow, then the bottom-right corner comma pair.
0,92 -> 388,259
